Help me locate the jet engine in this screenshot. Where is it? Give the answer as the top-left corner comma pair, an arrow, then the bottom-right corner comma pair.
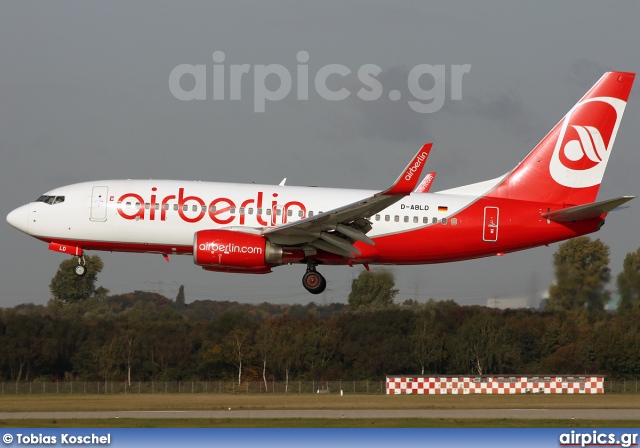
193,229 -> 284,271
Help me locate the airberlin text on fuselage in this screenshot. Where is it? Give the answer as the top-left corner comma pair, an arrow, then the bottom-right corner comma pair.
116,188 -> 306,226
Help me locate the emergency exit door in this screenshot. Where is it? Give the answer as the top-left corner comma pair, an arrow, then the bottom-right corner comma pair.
483,206 -> 499,242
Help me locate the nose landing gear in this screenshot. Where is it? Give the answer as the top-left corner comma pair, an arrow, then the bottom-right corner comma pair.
302,261 -> 326,294
74,256 -> 87,277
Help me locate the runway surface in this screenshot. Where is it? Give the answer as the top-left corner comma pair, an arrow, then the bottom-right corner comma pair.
1,409 -> 639,420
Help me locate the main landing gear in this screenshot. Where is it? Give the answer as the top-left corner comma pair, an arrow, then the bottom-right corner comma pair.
302,261 -> 326,295
74,256 -> 87,277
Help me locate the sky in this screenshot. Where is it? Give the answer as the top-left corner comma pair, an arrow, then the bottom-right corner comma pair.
1,1 -> 639,308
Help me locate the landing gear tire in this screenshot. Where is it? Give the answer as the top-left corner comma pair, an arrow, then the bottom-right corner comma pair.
74,256 -> 87,277
74,264 -> 87,277
302,271 -> 326,295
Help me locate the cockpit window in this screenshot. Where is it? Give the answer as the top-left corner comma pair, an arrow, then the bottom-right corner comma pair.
35,195 -> 65,205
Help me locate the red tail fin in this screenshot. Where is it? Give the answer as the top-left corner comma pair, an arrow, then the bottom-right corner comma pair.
489,72 -> 635,205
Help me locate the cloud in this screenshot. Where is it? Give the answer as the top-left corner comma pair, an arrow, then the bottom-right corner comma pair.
447,89 -> 540,144
314,65 -> 433,143
565,59 -> 611,98
354,65 -> 431,142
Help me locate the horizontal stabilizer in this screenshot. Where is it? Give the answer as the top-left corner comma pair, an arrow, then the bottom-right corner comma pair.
541,196 -> 635,222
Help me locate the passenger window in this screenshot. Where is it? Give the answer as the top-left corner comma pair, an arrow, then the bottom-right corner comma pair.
442,218 -> 447,225
183,205 -> 188,211
375,214 -> 380,221
451,218 -> 458,226
145,203 -> 150,210
210,205 -> 216,213
413,216 -> 418,223
135,202 -> 141,209
239,207 -> 245,215
298,210 -> 303,217
432,217 -> 437,224
248,208 -> 253,214
257,208 -> 262,214
385,215 -> 390,222
309,211 -> 314,217
230,207 -> 236,214
163,204 -> 169,210
126,202 -> 132,208
266,209 -> 271,215
287,210 -> 293,217
192,205 -> 197,212
155,204 -> 160,210
173,204 -> 178,211
394,216 -> 399,222
404,216 -> 409,223
423,217 -> 428,224
276,208 -> 281,216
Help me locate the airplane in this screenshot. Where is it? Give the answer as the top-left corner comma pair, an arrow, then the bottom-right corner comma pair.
6,72 -> 636,295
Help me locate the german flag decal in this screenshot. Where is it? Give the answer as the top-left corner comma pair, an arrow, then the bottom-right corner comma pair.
438,206 -> 448,212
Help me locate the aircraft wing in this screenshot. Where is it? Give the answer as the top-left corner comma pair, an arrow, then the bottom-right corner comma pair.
260,143 -> 432,257
541,196 -> 635,222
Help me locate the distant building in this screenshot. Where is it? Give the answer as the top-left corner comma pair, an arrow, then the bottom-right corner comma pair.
487,290 -> 549,310
605,292 -> 620,311
486,297 -> 529,309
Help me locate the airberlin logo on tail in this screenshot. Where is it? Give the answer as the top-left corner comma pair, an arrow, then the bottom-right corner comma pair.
564,125 -> 607,165
404,151 -> 428,181
549,96 -> 626,188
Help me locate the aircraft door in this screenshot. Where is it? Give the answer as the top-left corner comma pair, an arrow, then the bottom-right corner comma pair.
483,206 -> 499,242
90,186 -> 109,222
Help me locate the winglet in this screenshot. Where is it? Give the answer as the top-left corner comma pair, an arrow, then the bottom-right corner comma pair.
382,143 -> 432,196
414,172 -> 437,193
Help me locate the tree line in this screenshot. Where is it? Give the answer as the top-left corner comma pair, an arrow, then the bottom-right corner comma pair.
1,236 -> 640,383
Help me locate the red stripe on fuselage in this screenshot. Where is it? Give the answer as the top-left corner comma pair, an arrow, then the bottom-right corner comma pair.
40,237 -> 193,256
355,198 -> 604,264
40,198 -> 605,267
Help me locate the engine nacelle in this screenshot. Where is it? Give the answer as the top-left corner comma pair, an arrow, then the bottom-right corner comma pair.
193,229 -> 282,270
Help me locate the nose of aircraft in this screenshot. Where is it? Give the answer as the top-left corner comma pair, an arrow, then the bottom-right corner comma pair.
6,204 -> 29,233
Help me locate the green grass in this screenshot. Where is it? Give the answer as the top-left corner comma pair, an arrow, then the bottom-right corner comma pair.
1,418 -> 640,428
1,393 -> 639,412
1,394 -> 638,428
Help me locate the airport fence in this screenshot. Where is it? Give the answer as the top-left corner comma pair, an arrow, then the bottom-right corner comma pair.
1,380 -> 640,395
0,380 -> 387,395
